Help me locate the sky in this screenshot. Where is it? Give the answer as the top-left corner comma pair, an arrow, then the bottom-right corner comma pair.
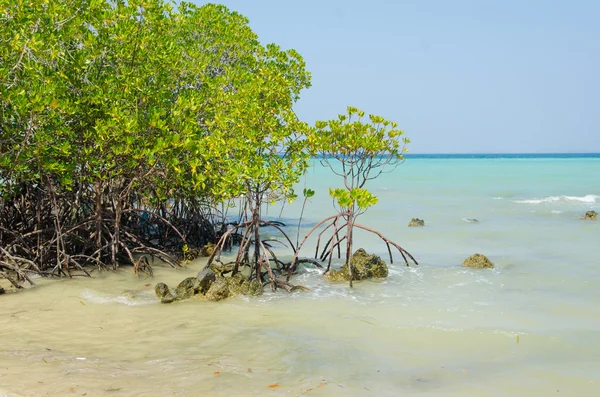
192,0 -> 599,153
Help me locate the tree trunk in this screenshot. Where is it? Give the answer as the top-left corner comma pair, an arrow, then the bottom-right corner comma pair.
253,190 -> 262,283
94,182 -> 102,250
346,209 -> 354,288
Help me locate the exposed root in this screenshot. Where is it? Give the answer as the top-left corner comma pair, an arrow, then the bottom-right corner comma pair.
273,278 -> 310,293
0,180 -> 219,289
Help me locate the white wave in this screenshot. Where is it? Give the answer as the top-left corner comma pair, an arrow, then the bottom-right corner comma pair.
551,210 -> 563,214
80,289 -> 155,306
513,196 -> 560,204
513,194 -> 599,204
565,194 -> 599,203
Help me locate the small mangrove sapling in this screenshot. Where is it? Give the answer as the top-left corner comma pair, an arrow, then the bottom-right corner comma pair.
290,106 -> 418,287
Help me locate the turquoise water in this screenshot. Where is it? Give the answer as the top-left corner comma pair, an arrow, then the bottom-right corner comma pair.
1,155 -> 599,396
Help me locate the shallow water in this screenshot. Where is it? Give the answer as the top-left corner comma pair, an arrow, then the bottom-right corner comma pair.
1,156 -> 599,396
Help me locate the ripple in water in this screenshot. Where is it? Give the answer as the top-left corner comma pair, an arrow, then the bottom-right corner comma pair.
80,288 -> 157,306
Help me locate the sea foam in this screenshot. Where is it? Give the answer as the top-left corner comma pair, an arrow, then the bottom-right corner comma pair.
80,289 -> 155,306
513,194 -> 598,204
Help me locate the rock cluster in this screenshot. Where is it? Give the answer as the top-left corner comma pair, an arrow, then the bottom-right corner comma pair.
155,264 -> 263,303
408,218 -> 425,227
461,253 -> 494,269
326,248 -> 389,282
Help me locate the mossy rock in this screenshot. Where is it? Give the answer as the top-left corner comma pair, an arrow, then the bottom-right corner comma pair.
581,211 -> 598,221
199,242 -> 216,257
227,272 -> 247,296
226,273 -> 264,297
326,248 -> 389,282
245,279 -> 264,296
197,267 -> 216,294
209,263 -> 235,277
205,277 -> 230,301
155,282 -> 176,303
408,218 -> 425,227
326,268 -> 350,282
175,277 -> 200,299
462,253 -> 494,269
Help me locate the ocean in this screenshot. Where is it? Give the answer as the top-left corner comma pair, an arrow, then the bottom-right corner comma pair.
1,154 -> 599,396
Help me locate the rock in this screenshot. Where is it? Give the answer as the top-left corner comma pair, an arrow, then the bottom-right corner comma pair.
325,267 -> 350,282
155,282 -> 176,303
351,248 -> 389,278
205,277 -> 230,301
227,272 -> 247,296
245,279 -> 264,296
237,280 -> 251,295
199,242 -> 216,257
197,267 -> 216,294
462,253 -> 494,269
226,273 -> 264,297
209,263 -> 235,277
326,248 -> 388,282
156,270 -> 262,303
175,277 -> 200,299
0,286 -> 5,295
408,218 -> 425,227
581,210 -> 598,220
464,218 -> 479,223
183,248 -> 201,261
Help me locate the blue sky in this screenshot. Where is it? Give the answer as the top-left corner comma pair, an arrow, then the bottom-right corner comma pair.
192,0 -> 599,153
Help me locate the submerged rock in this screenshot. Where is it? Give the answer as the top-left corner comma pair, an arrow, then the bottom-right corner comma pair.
462,253 -> 494,269
581,211 -> 598,221
0,286 -> 5,295
155,282 -> 176,303
122,289 -> 141,299
326,248 -> 389,282
408,218 -> 425,227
